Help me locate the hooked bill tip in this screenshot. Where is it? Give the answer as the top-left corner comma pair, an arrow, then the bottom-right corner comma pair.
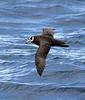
26,38 -> 31,44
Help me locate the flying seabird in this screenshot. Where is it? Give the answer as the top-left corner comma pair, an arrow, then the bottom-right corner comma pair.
27,28 -> 69,76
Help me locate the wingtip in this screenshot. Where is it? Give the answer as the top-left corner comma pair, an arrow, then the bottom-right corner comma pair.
36,67 -> 44,76
38,72 -> 43,76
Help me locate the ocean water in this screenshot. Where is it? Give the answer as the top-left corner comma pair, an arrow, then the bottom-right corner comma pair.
0,0 -> 85,100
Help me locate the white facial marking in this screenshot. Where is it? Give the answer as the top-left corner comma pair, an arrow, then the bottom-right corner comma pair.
28,36 -> 34,43
31,36 -> 34,42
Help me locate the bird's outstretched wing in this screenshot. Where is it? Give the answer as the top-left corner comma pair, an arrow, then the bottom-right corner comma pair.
42,28 -> 55,38
35,40 -> 51,76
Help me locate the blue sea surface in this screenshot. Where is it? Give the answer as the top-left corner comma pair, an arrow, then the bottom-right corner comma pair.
0,0 -> 85,100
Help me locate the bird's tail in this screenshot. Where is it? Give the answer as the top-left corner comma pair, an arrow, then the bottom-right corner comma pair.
59,44 -> 69,47
52,39 -> 69,47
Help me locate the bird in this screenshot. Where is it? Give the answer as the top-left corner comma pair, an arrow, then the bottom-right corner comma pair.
27,28 -> 69,76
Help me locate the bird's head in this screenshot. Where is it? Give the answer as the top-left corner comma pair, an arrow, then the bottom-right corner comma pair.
27,36 -> 34,43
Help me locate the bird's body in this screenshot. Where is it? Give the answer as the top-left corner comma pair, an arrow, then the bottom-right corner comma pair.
27,28 -> 69,76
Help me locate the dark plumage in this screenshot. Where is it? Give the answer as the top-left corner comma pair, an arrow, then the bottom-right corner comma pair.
27,28 -> 69,76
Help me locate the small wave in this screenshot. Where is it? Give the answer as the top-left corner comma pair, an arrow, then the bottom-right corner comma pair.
0,81 -> 84,100
0,81 -> 85,93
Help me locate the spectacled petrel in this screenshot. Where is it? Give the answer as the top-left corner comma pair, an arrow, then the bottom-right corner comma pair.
27,28 -> 69,76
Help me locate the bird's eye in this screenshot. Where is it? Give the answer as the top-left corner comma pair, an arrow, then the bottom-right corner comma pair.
30,37 -> 32,40
30,36 -> 34,42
